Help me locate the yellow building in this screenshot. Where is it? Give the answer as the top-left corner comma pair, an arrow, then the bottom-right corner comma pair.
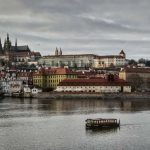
33,68 -> 78,90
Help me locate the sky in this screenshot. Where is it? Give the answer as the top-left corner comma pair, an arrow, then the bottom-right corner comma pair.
0,0 -> 150,59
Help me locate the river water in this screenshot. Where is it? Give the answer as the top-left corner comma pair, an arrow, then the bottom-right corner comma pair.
0,97 -> 150,150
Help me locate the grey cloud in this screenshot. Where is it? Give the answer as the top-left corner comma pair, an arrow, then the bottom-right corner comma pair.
0,0 -> 150,59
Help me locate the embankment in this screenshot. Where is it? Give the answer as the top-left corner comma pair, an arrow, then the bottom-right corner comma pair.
36,92 -> 150,100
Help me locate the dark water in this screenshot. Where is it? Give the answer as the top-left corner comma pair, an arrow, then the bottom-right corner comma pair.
0,98 -> 150,150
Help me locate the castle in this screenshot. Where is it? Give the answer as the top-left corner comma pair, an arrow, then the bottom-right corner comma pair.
0,34 -> 41,64
38,48 -> 126,69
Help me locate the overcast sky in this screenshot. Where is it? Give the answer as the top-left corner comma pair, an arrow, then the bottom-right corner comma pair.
0,0 -> 150,59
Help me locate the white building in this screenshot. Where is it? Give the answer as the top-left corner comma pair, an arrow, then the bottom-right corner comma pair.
31,87 -> 42,95
23,85 -> 32,97
38,48 -> 126,69
0,80 -> 23,95
93,50 -> 126,68
56,78 -> 131,93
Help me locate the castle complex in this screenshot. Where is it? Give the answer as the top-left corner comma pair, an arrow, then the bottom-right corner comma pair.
0,34 -> 126,69
38,48 -> 126,69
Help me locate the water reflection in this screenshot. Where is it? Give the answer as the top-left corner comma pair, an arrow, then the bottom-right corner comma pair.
1,98 -> 150,150
85,127 -> 119,135
1,98 -> 150,115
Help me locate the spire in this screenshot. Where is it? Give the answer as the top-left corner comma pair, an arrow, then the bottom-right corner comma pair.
0,38 -> 3,54
4,33 -> 11,54
7,33 -> 9,41
55,47 -> 58,55
14,38 -> 17,51
0,38 -> 2,50
4,39 -> 6,49
59,48 -> 62,55
15,39 -> 17,47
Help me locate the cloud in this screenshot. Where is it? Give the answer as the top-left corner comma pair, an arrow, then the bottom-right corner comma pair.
0,0 -> 150,59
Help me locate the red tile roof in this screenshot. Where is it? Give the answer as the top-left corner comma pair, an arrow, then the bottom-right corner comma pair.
33,68 -> 78,76
58,78 -> 130,86
14,52 -> 31,57
17,72 -> 33,77
31,51 -> 41,56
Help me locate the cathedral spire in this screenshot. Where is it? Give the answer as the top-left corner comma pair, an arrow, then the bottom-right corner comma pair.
4,33 -> 11,55
0,38 -> 2,49
15,39 -> 17,47
15,39 -> 18,51
0,38 -> 3,54
7,33 -> 9,41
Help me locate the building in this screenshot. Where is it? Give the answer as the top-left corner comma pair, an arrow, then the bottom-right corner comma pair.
56,77 -> 131,93
33,68 -> 78,90
23,85 -> 32,97
38,48 -> 126,69
93,50 -> 126,68
31,87 -> 42,95
0,80 -> 23,96
17,72 -> 33,85
0,34 -> 41,64
38,48 -> 95,69
119,67 -> 150,90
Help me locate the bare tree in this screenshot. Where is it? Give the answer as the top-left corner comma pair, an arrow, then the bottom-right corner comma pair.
147,77 -> 150,89
128,74 -> 144,91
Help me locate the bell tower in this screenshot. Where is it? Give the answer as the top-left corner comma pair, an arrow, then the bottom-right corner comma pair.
55,47 -> 59,56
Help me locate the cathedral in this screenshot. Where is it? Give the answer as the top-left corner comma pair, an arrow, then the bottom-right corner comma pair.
0,34 -> 40,64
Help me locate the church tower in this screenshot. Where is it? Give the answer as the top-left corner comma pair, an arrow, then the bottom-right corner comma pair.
59,48 -> 62,55
55,47 -> 59,56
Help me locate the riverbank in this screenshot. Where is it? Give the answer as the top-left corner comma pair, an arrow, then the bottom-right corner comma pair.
35,92 -> 150,100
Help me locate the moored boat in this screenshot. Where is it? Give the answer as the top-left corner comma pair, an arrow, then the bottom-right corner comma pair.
85,118 -> 120,129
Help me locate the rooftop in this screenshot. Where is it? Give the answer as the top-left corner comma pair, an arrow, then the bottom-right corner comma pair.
120,67 -> 150,73
33,68 -> 78,75
58,78 -> 130,86
11,45 -> 30,52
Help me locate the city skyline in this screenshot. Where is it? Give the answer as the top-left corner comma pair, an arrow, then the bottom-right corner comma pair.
0,0 -> 150,59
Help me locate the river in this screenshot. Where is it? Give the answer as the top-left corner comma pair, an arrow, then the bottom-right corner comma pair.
0,97 -> 150,150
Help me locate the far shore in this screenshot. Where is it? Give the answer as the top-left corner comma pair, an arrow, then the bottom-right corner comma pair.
33,92 -> 150,100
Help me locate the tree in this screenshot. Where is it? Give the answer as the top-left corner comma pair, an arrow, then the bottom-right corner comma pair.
128,74 -> 144,91
128,59 -> 137,66
138,58 -> 146,64
74,63 -> 77,70
147,77 -> 150,89
30,64 -> 36,68
145,60 -> 150,67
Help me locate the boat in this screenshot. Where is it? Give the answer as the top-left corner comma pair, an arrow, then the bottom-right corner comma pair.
12,92 -> 23,98
85,118 -> 120,129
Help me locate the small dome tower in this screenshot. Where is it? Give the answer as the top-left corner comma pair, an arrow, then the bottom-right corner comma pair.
119,50 -> 126,58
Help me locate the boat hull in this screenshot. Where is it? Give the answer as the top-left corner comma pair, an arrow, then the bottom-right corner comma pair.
85,118 -> 120,129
